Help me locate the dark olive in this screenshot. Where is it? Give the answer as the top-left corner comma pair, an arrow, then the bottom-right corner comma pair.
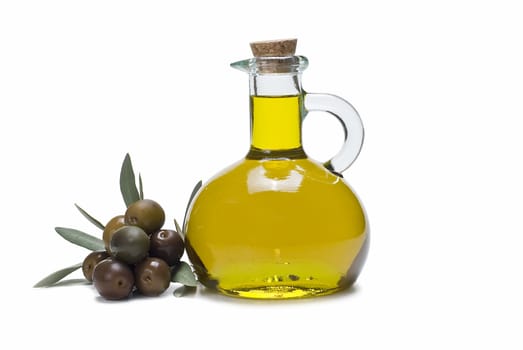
92,258 -> 134,300
149,230 -> 185,266
82,250 -> 110,282
109,225 -> 150,264
124,199 -> 165,235
134,257 -> 171,296
102,215 -> 126,253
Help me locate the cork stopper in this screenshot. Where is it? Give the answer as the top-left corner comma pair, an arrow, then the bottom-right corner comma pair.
250,39 -> 297,57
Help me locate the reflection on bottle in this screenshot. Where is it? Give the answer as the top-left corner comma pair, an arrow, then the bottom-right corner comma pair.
247,161 -> 304,194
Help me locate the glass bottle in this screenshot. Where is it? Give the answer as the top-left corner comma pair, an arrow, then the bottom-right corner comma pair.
184,39 -> 369,299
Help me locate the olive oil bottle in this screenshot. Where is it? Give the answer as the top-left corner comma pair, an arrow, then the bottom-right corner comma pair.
185,39 -> 368,299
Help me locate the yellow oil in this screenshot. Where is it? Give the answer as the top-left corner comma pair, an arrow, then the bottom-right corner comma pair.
251,95 -> 301,150
184,95 -> 369,299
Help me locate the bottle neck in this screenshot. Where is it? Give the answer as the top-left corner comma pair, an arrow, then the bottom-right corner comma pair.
247,73 -> 307,160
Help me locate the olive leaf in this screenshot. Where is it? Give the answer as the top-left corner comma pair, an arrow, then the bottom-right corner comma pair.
182,180 -> 202,233
174,218 -> 182,236
171,261 -> 198,287
120,153 -> 141,207
139,173 -> 144,200
74,204 -> 105,230
33,262 -> 83,288
173,285 -> 197,297
55,227 -> 105,251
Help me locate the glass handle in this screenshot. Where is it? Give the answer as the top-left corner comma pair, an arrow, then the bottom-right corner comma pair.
304,93 -> 364,174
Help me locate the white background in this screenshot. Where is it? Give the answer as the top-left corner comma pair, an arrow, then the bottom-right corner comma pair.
1,0 -> 522,348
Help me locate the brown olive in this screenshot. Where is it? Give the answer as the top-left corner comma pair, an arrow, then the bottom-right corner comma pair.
109,225 -> 150,264
134,257 -> 171,296
102,215 -> 126,253
124,199 -> 165,235
92,258 -> 134,300
149,230 -> 185,266
82,250 -> 110,282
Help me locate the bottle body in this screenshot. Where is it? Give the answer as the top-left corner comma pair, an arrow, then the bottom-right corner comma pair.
185,156 -> 369,299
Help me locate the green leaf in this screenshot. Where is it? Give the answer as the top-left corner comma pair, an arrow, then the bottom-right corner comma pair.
138,173 -> 144,200
74,204 -> 105,230
120,153 -> 140,207
33,262 -> 83,288
55,227 -> 105,251
173,285 -> 197,297
51,279 -> 90,287
171,261 -> 198,287
182,180 -> 202,233
174,218 -> 182,237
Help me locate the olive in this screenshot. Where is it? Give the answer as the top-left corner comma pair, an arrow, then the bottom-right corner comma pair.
125,199 -> 165,235
82,250 -> 110,282
149,229 -> 185,266
109,225 -> 150,264
134,257 -> 171,296
92,258 -> 134,300
102,215 -> 126,253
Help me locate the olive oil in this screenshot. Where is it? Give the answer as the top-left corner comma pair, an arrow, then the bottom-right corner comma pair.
185,156 -> 368,299
251,95 -> 301,150
185,96 -> 368,299
185,39 -> 368,299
